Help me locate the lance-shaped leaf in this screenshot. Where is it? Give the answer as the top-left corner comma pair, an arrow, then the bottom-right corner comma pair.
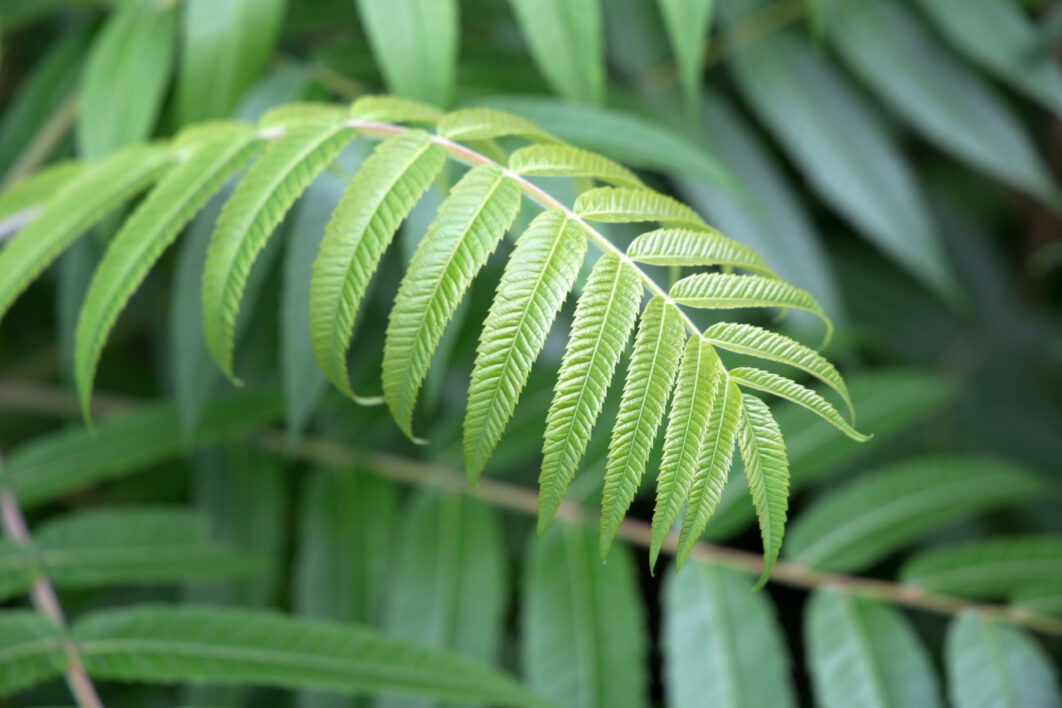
350,95 -> 445,125
729,367 -> 867,441
0,612 -> 65,696
806,590 -> 943,708
657,0 -> 714,117
901,537 -> 1062,597
627,228 -> 775,277
1012,583 -> 1062,617
463,210 -> 587,481
0,162 -> 82,228
574,187 -> 706,228
739,394 -> 788,587
601,296 -> 685,557
384,164 -> 522,440
71,606 -> 550,706
202,115 -> 358,379
75,126 -> 261,418
946,612 -> 1062,708
650,335 -> 721,569
670,272 -> 833,346
437,108 -> 558,144
676,374 -> 741,568
507,0 -> 605,104
538,253 -> 643,532
310,130 -> 446,399
0,144 -> 172,326
509,144 -> 644,188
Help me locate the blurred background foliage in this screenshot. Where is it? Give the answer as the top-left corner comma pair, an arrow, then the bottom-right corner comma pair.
0,0 -> 1061,706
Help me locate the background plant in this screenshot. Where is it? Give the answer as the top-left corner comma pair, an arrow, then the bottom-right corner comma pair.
0,0 -> 1060,706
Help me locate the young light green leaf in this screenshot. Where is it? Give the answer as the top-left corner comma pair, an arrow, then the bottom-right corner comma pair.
507,0 -> 604,104
464,210 -> 587,481
650,336 -> 720,569
437,108 -> 558,144
785,457 -> 1043,572
354,0 -> 457,107
75,126 -> 261,419
522,525 -> 648,708
739,394 -> 788,588
538,254 -> 643,532
0,144 -> 172,327
671,272 -> 833,345
71,606 -> 549,707
76,0 -> 176,158
657,0 -> 714,117
574,186 -> 706,228
601,296 -> 685,558
0,612 -> 65,696
350,95 -> 445,125
830,0 -> 1058,205
627,228 -> 775,277
0,161 -> 81,233
663,560 -> 795,708
728,367 -> 867,441
947,612 -> 1062,708
509,143 -> 644,188
176,0 -> 286,123
203,117 -> 357,380
916,0 -> 1062,116
902,537 -> 1062,597
704,321 -> 851,417
310,130 -> 446,400
676,374 -> 741,568
806,590 -> 943,708
384,164 -> 522,440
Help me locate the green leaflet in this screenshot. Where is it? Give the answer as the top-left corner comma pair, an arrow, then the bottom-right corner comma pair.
437,107 -> 559,144
509,143 -> 644,188
350,95 -> 445,125
650,335 -> 721,569
947,612 -> 1062,708
76,0 -> 176,159
0,161 -> 81,228
383,164 -> 522,440
0,144 -> 172,326
202,117 -> 357,380
507,0 -> 605,104
574,186 -> 706,228
663,560 -> 795,708
538,253 -> 643,532
601,296 -> 685,558
0,612 -> 65,696
728,367 -> 867,441
901,537 -> 1062,597
739,394 -> 788,588
704,321 -> 851,418
670,272 -> 833,346
1012,583 -> 1062,617
310,130 -> 446,400
354,0 -> 458,107
785,457 -> 1043,573
626,227 -> 775,277
806,590 -> 943,708
463,210 -> 587,481
522,525 -> 648,708
75,125 -> 261,419
70,606 -> 549,707
657,0 -> 714,117
676,374 -> 741,567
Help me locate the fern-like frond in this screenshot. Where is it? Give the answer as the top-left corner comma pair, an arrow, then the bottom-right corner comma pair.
383,164 -> 522,439
676,374 -> 741,568
574,186 -> 706,228
729,367 -> 867,440
538,253 -> 643,532
671,272 -> 833,345
626,227 -> 776,276
202,112 -> 357,380
437,107 -> 559,144
75,124 -> 261,419
901,537 -> 1062,597
350,94 -> 445,124
509,143 -> 644,188
739,394 -> 789,587
601,296 -> 685,558
0,144 -> 172,326
464,210 -> 587,480
650,335 -> 721,569
310,130 -> 446,400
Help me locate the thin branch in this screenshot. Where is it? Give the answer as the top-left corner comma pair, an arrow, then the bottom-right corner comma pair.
0,453 -> 104,708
